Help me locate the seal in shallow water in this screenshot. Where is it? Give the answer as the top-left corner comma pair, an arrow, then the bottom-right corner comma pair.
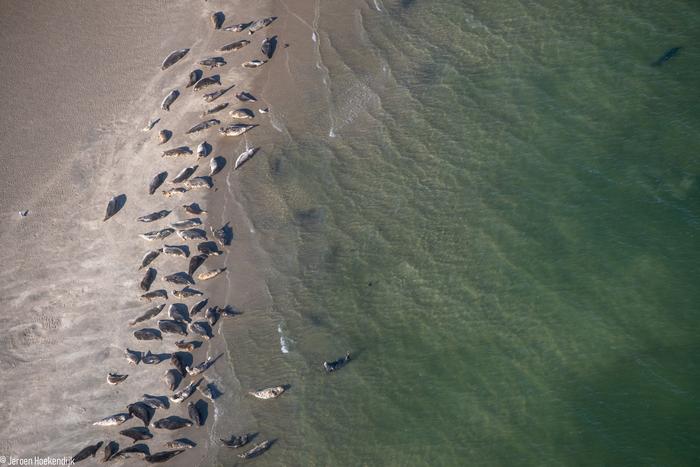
161,89 -> 179,111
249,385 -> 286,399
221,434 -> 250,449
238,440 -> 273,459
324,351 -> 351,372
161,48 -> 189,71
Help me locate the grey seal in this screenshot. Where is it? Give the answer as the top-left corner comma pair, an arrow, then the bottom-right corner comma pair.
184,176 -> 213,190
93,413 -> 131,426
249,385 -> 286,399
161,48 -> 190,70
140,289 -> 168,302
148,171 -> 168,195
71,441 -> 103,463
162,187 -> 189,197
153,416 -> 193,430
196,141 -> 212,158
173,287 -> 204,298
223,22 -> 251,32
142,394 -> 169,410
158,129 -> 172,145
142,350 -> 165,364
112,444 -> 149,459
261,36 -> 277,59
119,426 -> 153,444
171,353 -> 188,375
652,47 -> 681,66
205,306 -> 221,326
190,320 -> 213,339
161,89 -> 180,111
168,303 -> 190,322
235,91 -> 257,102
197,241 -> 223,256
199,268 -> 226,281
140,267 -> 157,292
139,249 -> 162,270
220,39 -> 250,52
211,222 -> 233,246
127,401 -> 153,426
170,165 -> 198,184
164,368 -> 182,391
234,147 -> 259,169
210,156 -> 226,175
175,340 -> 201,351
125,348 -> 141,365
186,119 -> 220,134
211,11 -> 225,29
191,298 -> 208,316
102,441 -> 119,462
193,75 -> 221,91
169,378 -> 202,403
137,210 -> 171,222
130,304 -> 165,325
163,272 -> 195,285
178,228 -> 208,241
162,146 -> 192,158
143,117 -> 160,131
162,244 -> 189,257
202,102 -> 229,116
203,85 -> 234,102
103,195 -> 124,221
219,123 -> 257,136
134,328 -> 162,340
186,68 -> 202,88
165,439 -> 196,449
171,218 -> 202,229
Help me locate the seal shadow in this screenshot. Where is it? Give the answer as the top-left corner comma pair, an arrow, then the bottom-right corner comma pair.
195,399 -> 209,425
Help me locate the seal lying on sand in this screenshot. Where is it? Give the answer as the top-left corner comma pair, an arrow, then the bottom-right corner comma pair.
193,75 -> 221,91
229,108 -> 255,119
140,268 -> 157,291
184,176 -> 213,190
191,299 -> 209,316
248,16 -> 277,35
134,328 -> 162,341
163,272 -> 195,285
158,129 -> 172,145
71,441 -> 103,463
204,85 -> 235,102
220,123 -> 257,136
137,210 -> 171,223
211,11 -> 225,29
223,21 -> 252,32
202,102 -> 229,116
184,203 -> 208,215
145,450 -> 186,463
186,356 -> 215,376
178,228 -> 208,241
197,141 -> 212,158
141,228 -> 175,241
164,368 -> 181,391
262,36 -> 277,59
199,56 -> 226,68
142,394 -> 169,410
125,348 -> 141,365
176,340 -> 201,351
220,39 -> 250,52
143,117 -> 160,131
119,426 -> 153,444
161,89 -> 180,111
189,254 -> 208,275
142,350 -> 166,364
173,287 -> 204,298
140,289 -> 168,302
242,59 -> 267,68
170,165 -> 198,184
169,379 -> 202,403
171,218 -> 202,229
93,413 -> 131,426
188,401 -> 204,426
148,171 -> 168,195
198,268 -> 227,281
221,434 -> 250,449
168,304 -> 190,322
139,249 -> 162,270
102,441 -> 119,462
238,440 -> 273,459
112,444 -> 149,459
186,119 -> 220,134
161,48 -> 190,71
171,353 -> 187,375
107,373 -> 129,385
249,385 -> 286,400
162,146 -> 192,158
236,91 -> 257,102
186,69 -> 202,88
154,417 -> 193,430
127,402 -> 153,426
211,223 -> 233,246
198,241 -> 223,255
163,187 -> 189,198
165,439 -> 196,449
130,304 -> 165,325
190,320 -> 213,339
162,245 -> 189,257
210,156 -> 226,175
103,195 -> 123,221
324,351 -> 351,372
159,319 -> 188,336
234,147 -> 259,169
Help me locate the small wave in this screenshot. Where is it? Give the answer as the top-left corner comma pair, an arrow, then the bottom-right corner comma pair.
373,0 -> 383,12
329,127 -> 336,138
277,323 -> 290,354
312,31 -> 318,42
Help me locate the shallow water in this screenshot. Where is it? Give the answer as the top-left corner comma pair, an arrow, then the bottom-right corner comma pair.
224,0 -> 700,465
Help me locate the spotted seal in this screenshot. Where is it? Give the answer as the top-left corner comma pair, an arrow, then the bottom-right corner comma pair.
220,123 -> 257,137
249,385 -> 286,400
140,290 -> 168,301
248,16 -> 277,35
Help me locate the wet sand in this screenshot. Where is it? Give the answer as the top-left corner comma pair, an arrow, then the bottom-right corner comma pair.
0,0 -> 315,464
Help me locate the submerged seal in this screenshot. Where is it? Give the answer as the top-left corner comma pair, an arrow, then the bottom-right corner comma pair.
324,351 -> 351,373
161,48 -> 190,71
221,434 -> 250,449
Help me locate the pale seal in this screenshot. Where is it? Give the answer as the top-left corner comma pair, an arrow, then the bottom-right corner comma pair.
241,59 -> 267,68
221,434 -> 250,449
184,176 -> 213,190
93,413 -> 131,426
249,385 -> 286,400
229,108 -> 255,119
198,268 -> 227,281
234,147 -> 259,169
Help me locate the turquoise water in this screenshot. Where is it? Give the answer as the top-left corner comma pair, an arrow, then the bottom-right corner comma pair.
226,1 -> 700,465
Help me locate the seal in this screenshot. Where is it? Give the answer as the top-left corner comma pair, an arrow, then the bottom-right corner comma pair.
171,218 -> 202,229
188,254 -> 208,275
164,368 -> 182,391
184,176 -> 213,190
198,268 -> 227,281
162,146 -> 193,158
233,147 -> 260,170
140,267 -> 157,292
259,107 -> 270,113
223,22 -> 252,32
158,129 -> 172,145
197,141 -> 212,158
165,439 -> 196,449
186,356 -> 215,376
168,303 -> 190,323
249,385 -> 286,400
142,394 -> 169,410
161,48 -> 190,71
220,123 -> 257,137
229,108 -> 255,119
202,102 -> 229,116
108,373 -> 129,385
145,450 -> 186,463
71,441 -> 103,463
324,351 -> 351,372
193,75 -> 221,91
652,47 -> 681,66
125,348 -> 141,365
200,381 -> 220,401
188,401 -> 204,426
175,339 -> 202,351
162,244 -> 189,257
170,165 -> 198,184
134,328 -> 162,341
178,228 -> 208,241
127,401 -> 153,426
221,434 -> 250,449
190,320 -> 213,339
161,89 -> 180,111
198,241 -> 223,256
119,426 -> 153,444
169,379 -> 203,403
162,187 -> 189,198
93,413 -> 131,426
210,156 -> 226,176
242,59 -> 267,68
199,56 -> 227,69
102,441 -> 119,462
142,350 -> 165,364
112,445 -> 149,459
248,16 -> 277,35
103,195 -> 122,221
238,440 -> 273,459
130,304 -> 165,325
261,36 -> 277,59
186,119 -> 220,135
143,117 -> 160,131
163,272 -> 195,285
204,85 -> 234,102
211,11 -> 225,29
186,69 -> 202,88
206,306 -> 221,326
158,319 -> 188,336
141,289 -> 168,301
184,203 -> 208,215
235,91 -> 257,102
211,222 -> 233,246
140,228 -> 175,241
154,417 -> 193,430
220,39 -> 250,52
137,210 -> 171,223
148,171 -> 168,195
171,353 -> 187,375
139,249 -> 162,270
173,287 -> 204,298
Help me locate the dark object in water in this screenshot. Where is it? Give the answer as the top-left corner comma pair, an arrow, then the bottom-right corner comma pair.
323,351 -> 351,373
651,47 -> 681,66
221,434 -> 250,449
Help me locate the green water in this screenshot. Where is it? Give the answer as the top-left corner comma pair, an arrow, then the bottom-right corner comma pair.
229,1 -> 700,465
